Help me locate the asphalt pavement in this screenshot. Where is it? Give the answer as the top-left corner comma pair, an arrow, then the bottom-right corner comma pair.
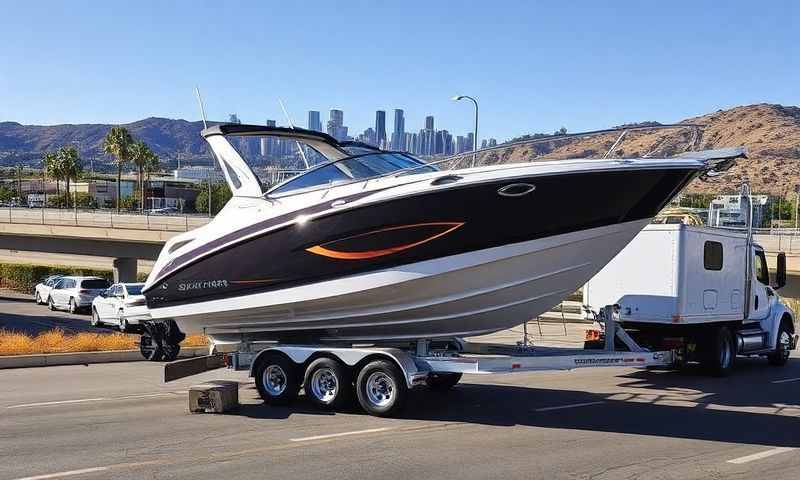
0,291 -> 104,335
0,293 -> 798,480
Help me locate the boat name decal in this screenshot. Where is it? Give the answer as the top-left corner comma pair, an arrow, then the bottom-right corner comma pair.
178,280 -> 229,292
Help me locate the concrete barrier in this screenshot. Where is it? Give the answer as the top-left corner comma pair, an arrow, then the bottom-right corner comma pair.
0,345 -> 209,369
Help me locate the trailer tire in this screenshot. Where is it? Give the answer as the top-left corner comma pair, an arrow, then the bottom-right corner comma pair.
355,359 -> 407,417
255,352 -> 301,406
304,357 -> 352,409
703,326 -> 735,377
162,343 -> 181,362
139,329 -> 163,361
768,320 -> 793,367
426,372 -> 462,391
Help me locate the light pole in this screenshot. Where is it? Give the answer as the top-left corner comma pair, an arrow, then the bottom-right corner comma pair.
452,95 -> 478,167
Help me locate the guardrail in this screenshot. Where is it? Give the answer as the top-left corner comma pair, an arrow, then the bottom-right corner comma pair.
0,207 -> 212,232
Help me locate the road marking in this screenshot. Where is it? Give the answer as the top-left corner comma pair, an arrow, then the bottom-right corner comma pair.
772,377 -> 800,384
6,391 -> 184,409
535,401 -> 604,412
7,398 -> 107,409
727,447 -> 795,464
290,427 -> 394,442
11,466 -> 108,480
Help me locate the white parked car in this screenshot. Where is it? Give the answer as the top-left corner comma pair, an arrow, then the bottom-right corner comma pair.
34,275 -> 63,305
91,283 -> 150,332
46,276 -> 111,314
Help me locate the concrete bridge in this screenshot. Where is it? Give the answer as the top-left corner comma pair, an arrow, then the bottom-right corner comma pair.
0,208 -> 210,281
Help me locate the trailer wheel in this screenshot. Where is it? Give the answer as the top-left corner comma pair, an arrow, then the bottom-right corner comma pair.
304,357 -> 352,409
255,352 -> 301,405
162,343 -> 181,362
139,329 -> 163,361
703,326 -> 735,377
768,321 -> 793,367
355,359 -> 407,417
426,372 -> 462,391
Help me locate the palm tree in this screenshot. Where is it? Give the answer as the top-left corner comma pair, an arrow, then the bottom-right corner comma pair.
129,141 -> 149,211
57,146 -> 82,208
143,149 -> 160,211
102,126 -> 133,212
42,151 -> 61,203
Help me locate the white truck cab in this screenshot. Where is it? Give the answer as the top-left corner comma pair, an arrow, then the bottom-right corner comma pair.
584,223 -> 797,375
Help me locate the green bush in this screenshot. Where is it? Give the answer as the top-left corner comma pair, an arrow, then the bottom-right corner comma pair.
0,263 -> 114,293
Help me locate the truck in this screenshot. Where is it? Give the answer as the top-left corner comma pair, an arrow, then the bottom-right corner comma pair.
583,222 -> 797,375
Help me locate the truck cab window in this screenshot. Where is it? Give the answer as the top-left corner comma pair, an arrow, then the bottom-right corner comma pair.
703,241 -> 723,271
754,250 -> 769,285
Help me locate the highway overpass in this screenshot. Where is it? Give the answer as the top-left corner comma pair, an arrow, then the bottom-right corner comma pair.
0,208 -> 210,281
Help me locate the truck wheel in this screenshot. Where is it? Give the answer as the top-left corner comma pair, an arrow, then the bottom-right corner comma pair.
768,322 -> 793,366
703,326 -> 735,377
304,357 -> 352,409
355,359 -> 407,417
254,352 -> 301,405
139,330 -> 164,361
426,372 -> 462,391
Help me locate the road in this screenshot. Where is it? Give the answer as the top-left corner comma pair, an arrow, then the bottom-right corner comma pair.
0,292 -> 102,335
0,294 -> 798,479
0,354 -> 797,480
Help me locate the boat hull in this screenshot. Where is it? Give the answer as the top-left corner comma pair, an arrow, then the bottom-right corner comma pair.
155,220 -> 648,342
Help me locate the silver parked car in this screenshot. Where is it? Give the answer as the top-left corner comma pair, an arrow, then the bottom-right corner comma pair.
34,275 -> 63,305
91,283 -> 149,332
47,276 -> 111,314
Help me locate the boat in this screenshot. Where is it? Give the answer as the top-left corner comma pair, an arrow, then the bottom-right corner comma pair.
142,124 -> 743,344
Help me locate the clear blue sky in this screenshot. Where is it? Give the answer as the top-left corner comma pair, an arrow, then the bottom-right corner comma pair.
1,0 -> 797,142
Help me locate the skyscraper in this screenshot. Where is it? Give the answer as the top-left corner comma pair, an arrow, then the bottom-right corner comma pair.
425,115 -> 434,131
307,111 -> 322,132
228,114 -> 241,124
391,109 -> 405,150
326,109 -> 348,141
375,110 -> 386,148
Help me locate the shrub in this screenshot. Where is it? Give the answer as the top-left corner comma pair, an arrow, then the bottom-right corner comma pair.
0,262 -> 113,292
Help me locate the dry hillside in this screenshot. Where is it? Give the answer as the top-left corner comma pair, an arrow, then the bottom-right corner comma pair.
469,104 -> 800,196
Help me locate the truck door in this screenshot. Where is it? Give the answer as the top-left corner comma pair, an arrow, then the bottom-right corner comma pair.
750,249 -> 771,320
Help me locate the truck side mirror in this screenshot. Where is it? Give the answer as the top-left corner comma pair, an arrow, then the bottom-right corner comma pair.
774,252 -> 787,290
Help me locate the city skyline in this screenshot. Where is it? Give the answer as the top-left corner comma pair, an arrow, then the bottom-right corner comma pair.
252,107 -> 494,156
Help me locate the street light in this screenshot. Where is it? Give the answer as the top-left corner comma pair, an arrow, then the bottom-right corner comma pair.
452,95 -> 478,167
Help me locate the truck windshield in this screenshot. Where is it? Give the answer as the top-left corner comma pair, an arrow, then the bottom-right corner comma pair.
268,152 -> 436,196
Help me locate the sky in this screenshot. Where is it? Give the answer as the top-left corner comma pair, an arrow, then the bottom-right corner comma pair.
0,0 -> 797,142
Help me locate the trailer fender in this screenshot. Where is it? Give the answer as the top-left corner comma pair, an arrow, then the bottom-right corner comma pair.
765,301 -> 796,349
248,346 -> 425,388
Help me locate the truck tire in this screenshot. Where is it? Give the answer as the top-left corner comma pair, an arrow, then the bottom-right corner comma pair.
702,326 -> 735,377
426,372 -> 462,391
304,357 -> 352,409
768,321 -> 793,367
355,359 -> 407,417
254,352 -> 301,405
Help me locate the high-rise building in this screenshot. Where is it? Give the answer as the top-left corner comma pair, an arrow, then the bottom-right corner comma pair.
425,116 -> 434,131
457,136 -> 467,154
307,111 -> 322,132
262,119 -> 277,156
228,114 -> 241,124
375,110 -> 386,148
391,109 -> 405,150
481,139 -> 488,149
326,109 -> 348,141
488,138 -> 497,147
466,132 -> 475,152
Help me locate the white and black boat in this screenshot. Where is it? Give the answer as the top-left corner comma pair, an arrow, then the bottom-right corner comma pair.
142,124 -> 742,344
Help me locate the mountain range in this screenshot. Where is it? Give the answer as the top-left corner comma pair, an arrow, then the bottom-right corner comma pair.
1,103 -> 798,195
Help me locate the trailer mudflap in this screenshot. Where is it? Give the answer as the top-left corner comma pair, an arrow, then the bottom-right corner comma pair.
164,354 -> 225,383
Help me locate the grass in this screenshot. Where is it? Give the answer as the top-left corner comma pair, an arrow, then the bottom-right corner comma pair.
0,329 -> 208,356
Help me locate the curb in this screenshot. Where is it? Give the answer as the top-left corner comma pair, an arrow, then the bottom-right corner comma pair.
0,346 -> 209,369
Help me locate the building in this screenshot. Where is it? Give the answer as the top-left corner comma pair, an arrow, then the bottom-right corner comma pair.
375,111 -> 386,148
466,132 -> 475,152
307,111 -> 322,132
480,139 -> 487,149
228,114 -> 241,124
488,138 -> 497,147
391,109 -> 405,150
327,109 -> 348,141
425,116 -> 434,131
457,136 -> 468,154
173,166 -> 224,182
708,194 -> 769,227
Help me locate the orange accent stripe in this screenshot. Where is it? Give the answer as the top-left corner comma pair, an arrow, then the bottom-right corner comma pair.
306,222 -> 464,260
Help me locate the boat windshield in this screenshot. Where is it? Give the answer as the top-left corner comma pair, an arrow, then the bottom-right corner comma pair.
268,152 -> 437,196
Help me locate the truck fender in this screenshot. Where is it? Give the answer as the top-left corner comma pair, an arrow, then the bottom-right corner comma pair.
765,300 -> 796,349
